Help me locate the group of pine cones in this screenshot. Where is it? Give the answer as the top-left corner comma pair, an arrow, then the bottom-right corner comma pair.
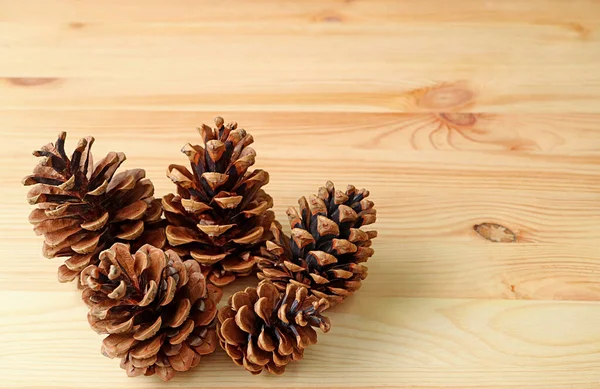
23,118 -> 377,381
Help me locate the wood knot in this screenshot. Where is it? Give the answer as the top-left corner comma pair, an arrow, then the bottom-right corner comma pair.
68,22 -> 86,30
4,77 -> 60,87
322,15 -> 343,23
474,223 -> 516,243
438,113 -> 477,127
563,22 -> 591,40
314,13 -> 344,23
419,85 -> 474,110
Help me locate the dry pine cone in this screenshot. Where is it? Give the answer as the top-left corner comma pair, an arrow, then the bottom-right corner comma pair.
256,182 -> 377,306
22,132 -> 166,283
217,280 -> 330,375
81,243 -> 220,381
164,117 -> 273,287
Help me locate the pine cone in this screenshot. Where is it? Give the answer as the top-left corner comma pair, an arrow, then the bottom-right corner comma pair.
81,243 -> 220,381
22,132 -> 166,283
217,280 -> 330,375
256,181 -> 377,306
163,117 -> 274,287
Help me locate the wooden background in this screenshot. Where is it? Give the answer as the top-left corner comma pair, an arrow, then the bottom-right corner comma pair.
1,0 -> 600,388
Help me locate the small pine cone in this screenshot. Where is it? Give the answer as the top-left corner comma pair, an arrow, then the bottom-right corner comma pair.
22,132 -> 166,283
217,281 -> 330,375
81,243 -> 220,381
256,181 -> 377,306
163,117 -> 274,287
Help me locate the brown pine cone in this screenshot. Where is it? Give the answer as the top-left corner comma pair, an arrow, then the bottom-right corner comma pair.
81,243 -> 220,381
22,132 -> 166,283
256,181 -> 377,306
163,117 -> 274,287
217,280 -> 330,375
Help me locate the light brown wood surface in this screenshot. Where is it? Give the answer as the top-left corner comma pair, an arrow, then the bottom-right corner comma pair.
1,0 -> 600,388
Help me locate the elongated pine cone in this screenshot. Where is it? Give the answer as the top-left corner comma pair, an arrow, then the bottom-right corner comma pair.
22,132 -> 166,283
217,281 -> 330,375
163,117 -> 274,287
81,243 -> 220,381
256,182 -> 377,306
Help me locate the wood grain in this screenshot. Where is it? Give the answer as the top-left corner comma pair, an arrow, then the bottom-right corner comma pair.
1,0 -> 600,388
1,0 -> 600,113
2,291 -> 600,388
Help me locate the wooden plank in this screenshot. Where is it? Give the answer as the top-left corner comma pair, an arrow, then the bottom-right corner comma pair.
1,111 -> 600,154
2,0 -> 600,25
2,68 -> 599,113
5,239 -> 600,302
1,1 -> 600,112
1,293 -> 600,388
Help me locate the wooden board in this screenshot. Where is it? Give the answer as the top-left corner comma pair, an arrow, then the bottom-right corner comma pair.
1,1 -> 600,388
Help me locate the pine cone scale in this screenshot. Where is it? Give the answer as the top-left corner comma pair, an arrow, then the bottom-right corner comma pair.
133,317 -> 162,341
112,200 -> 147,222
80,211 -> 109,231
169,319 -> 194,345
130,335 -> 163,360
102,334 -> 137,358
220,256 -> 254,273
192,299 -> 217,326
64,252 -> 95,271
57,265 -> 81,282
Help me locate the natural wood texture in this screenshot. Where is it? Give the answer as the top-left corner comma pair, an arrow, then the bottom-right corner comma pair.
3,292 -> 600,388
1,1 -> 600,388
